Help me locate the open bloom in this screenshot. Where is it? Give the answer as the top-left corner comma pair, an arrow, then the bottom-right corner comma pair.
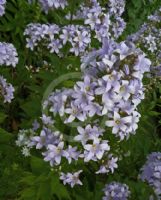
60,170 -> 83,188
64,101 -> 87,123
74,125 -> 104,145
43,141 -> 65,166
84,139 -> 110,162
63,145 -> 80,164
96,154 -> 118,174
105,111 -> 132,134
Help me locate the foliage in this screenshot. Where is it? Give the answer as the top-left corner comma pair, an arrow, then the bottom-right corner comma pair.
0,0 -> 161,200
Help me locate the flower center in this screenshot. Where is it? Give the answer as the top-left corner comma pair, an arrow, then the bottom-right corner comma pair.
85,86 -> 90,91
115,120 -> 121,125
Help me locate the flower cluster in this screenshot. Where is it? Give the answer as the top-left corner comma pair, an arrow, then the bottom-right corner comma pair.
16,39 -> 151,187
38,0 -> 68,13
0,75 -> 14,103
66,0 -> 126,41
85,1 -> 126,41
45,40 -> 151,140
16,129 -> 35,156
0,42 -> 18,67
140,152 -> 161,199
0,0 -> 6,16
108,0 -> 125,17
25,0 -> 126,57
0,11 -> 18,104
128,7 -> 161,67
102,182 -> 131,200
16,112 -> 119,183
18,0 -> 153,196
28,0 -> 68,13
24,23 -> 91,56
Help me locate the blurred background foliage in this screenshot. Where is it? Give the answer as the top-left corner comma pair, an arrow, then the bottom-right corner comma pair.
0,0 -> 161,199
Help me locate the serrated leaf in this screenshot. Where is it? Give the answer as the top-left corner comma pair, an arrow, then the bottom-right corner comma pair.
19,188 -> 36,200
20,173 -> 36,186
51,174 -> 71,200
36,178 -> 52,200
30,156 -> 50,175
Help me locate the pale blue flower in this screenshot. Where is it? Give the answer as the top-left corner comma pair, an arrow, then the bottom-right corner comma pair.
0,42 -> 18,67
96,154 -> 118,174
84,139 -> 110,162
103,182 -> 131,200
0,76 -> 14,103
43,141 -> 65,166
63,145 -> 80,164
106,111 -> 132,135
38,0 -> 68,13
74,125 -> 104,145
0,0 -> 6,16
60,170 -> 83,188
64,101 -> 87,123
140,152 -> 161,198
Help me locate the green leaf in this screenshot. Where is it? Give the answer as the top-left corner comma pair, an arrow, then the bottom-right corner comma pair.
51,174 -> 71,200
36,177 -> 52,200
20,172 -> 36,186
30,156 -> 50,175
19,188 -> 36,200
0,113 -> 7,123
0,128 -> 13,143
148,111 -> 160,116
20,96 -> 41,118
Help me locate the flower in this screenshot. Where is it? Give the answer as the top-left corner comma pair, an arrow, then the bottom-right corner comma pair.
43,141 -> 65,166
0,76 -> 14,103
105,111 -> 132,135
18,2 -> 154,195
108,0 -> 125,16
64,101 -> 86,123
32,120 -> 40,131
0,42 -> 18,67
140,152 -> 161,198
48,39 -> 62,54
60,170 -> 83,187
74,125 -> 104,145
16,129 -> 35,155
63,145 -> 80,164
128,7 -> 161,67
102,182 -> 131,200
24,24 -> 91,56
84,139 -> 110,162
72,76 -> 95,108
96,154 -> 118,174
38,0 -> 68,13
21,146 -> 31,157
0,0 -> 6,16
40,114 -> 54,125
85,12 -> 101,30
32,128 -> 60,149
44,89 -> 70,117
